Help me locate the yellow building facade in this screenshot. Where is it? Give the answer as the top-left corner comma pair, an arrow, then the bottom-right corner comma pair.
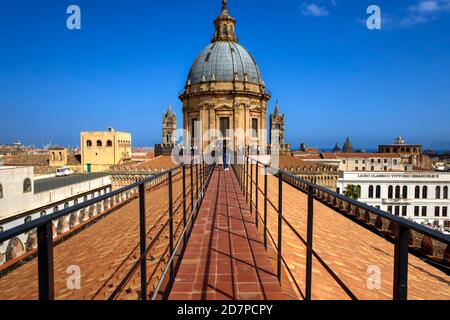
80,128 -> 131,172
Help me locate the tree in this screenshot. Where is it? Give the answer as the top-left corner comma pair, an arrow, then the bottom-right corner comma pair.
344,184 -> 361,200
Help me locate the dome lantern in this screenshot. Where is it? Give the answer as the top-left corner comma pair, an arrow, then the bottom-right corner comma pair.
213,0 -> 238,42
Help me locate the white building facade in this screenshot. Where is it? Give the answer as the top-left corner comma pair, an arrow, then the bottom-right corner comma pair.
338,171 -> 450,233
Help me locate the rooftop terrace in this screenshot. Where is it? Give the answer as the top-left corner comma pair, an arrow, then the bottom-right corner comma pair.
0,156 -> 448,300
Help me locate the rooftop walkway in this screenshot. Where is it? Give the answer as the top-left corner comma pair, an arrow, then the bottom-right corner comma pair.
169,167 -> 291,300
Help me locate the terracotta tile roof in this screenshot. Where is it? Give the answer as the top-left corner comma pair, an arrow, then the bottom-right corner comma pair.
256,173 -> 450,299
134,156 -> 178,171
0,170 -> 190,300
276,155 -> 337,171
332,152 -> 402,158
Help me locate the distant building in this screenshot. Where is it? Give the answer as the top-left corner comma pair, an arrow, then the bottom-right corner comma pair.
306,152 -> 413,172
269,101 -> 290,155
342,137 -> 353,153
80,128 -> 131,172
378,136 -> 432,169
155,106 -> 177,156
338,171 -> 450,232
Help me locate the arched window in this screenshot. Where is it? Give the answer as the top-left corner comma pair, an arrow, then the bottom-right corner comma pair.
415,186 -> 420,199
86,140 -> 92,147
64,202 -> 69,209
107,140 -> 113,147
222,25 -> 227,35
53,206 -> 59,213
395,186 -> 401,199
23,178 -> 31,193
74,199 -> 78,205
24,216 -> 32,223
444,186 -> 448,199
84,196 -> 88,202
376,185 -> 381,198
0,184 -> 3,199
388,186 -> 393,199
40,211 -> 46,216
436,186 -> 441,199
422,186 -> 428,199
51,152 -> 55,161
402,186 -> 408,199
59,152 -> 63,161
96,140 -> 102,147
368,185 -> 374,198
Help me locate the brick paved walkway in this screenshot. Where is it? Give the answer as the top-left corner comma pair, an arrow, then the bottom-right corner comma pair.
169,167 -> 289,300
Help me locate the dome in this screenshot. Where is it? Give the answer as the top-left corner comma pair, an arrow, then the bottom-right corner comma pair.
187,41 -> 263,85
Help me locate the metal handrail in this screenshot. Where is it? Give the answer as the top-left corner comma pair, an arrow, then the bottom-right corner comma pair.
0,156 -> 209,300
234,155 -> 450,301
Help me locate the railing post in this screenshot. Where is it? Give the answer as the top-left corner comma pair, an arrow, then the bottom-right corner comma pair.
277,171 -> 282,281
190,163 -> 194,225
255,162 -> 259,228
138,183 -> 147,300
305,185 -> 314,300
195,159 -> 199,210
37,222 -> 54,300
250,159 -> 253,214
393,224 -> 409,300
182,165 -> 187,248
246,156 -> 249,202
168,171 -> 174,285
264,165 -> 268,249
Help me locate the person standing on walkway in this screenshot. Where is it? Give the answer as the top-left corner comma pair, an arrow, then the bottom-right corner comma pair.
223,139 -> 229,171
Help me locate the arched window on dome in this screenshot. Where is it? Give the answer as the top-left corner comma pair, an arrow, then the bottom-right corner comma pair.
222,25 -> 227,36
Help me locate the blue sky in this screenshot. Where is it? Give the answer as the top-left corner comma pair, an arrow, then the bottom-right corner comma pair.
0,0 -> 449,150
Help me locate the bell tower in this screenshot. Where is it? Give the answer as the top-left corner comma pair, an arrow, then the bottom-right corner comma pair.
162,105 -> 176,145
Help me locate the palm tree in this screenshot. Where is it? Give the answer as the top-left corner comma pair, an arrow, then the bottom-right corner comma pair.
344,184 -> 361,200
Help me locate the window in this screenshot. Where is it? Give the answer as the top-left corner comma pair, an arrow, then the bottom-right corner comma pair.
378,159 -> 381,163
395,186 -> 401,199
251,118 -> 258,138
395,206 -> 400,216
384,159 -> 387,164
205,53 -> 211,62
387,206 -> 393,213
436,186 -> 441,199
421,206 -> 427,217
388,186 -> 393,199
402,186 -> 408,199
343,160 -> 346,164
444,186 -> 448,199
394,160 -> 398,165
53,206 -> 58,213
402,206 -> 407,216
362,160 -> 366,164
422,186 -> 428,199
107,140 -> 113,147
74,199 -> 78,205
435,207 -> 440,217
84,196 -> 88,202
41,211 -> 46,216
355,167 -> 358,171
191,118 -> 198,140
368,185 -> 374,198
24,216 -> 32,223
87,140 -> 92,147
0,184 -> 3,199
376,185 -> 381,198
64,202 -> 69,209
443,207 -> 448,217
384,166 -> 387,171
414,206 -> 419,217
219,117 -> 230,138
96,140 -> 102,147
371,159 -> 374,164
0,226 -> 3,233
355,160 -> 359,164
415,186 -> 420,199
23,178 -> 31,193
371,166 -> 374,171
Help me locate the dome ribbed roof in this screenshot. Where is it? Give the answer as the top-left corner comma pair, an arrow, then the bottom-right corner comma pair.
187,41 -> 263,85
